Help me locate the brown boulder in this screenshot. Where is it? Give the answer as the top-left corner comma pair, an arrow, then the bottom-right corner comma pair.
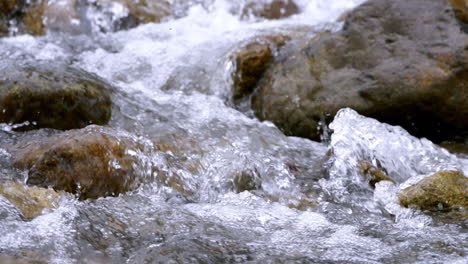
250,0 -> 468,142
10,126 -> 156,199
0,62 -> 112,131
398,171 -> 468,210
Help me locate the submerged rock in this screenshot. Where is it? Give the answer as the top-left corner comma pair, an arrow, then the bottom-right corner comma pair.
398,171 -> 468,210
250,0 -> 468,142
0,181 -> 61,220
10,126 -> 156,199
0,62 -> 112,131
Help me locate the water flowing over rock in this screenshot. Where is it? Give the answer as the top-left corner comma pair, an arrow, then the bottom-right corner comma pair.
325,108 -> 466,202
0,182 -> 62,220
238,0 -> 299,20
0,62 -> 112,131
10,126 -> 156,199
251,0 -> 468,142
1,0 -> 468,262
0,0 -> 171,36
399,170 -> 468,211
84,0 -> 171,33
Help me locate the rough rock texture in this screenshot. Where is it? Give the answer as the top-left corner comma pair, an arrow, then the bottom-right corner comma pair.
0,182 -> 61,219
0,0 -> 46,36
0,62 -> 112,131
398,171 -> 468,210
232,35 -> 290,104
251,0 -> 468,142
10,126 -> 156,199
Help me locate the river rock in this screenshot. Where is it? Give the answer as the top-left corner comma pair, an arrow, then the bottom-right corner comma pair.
358,161 -> 396,188
240,0 -> 299,20
449,0 -> 468,23
398,171 -> 468,210
250,0 -> 468,142
0,182 -> 61,220
10,126 -> 156,199
90,0 -> 171,32
0,0 -> 171,36
0,0 -> 46,36
0,62 -> 112,131
232,35 -> 290,104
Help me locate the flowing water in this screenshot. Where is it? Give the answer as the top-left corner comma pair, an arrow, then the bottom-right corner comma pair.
0,0 -> 467,263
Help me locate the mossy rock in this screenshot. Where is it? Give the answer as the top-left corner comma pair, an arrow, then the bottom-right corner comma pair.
10,126 -> 156,200
0,181 -> 61,220
0,62 -> 112,131
398,171 -> 468,210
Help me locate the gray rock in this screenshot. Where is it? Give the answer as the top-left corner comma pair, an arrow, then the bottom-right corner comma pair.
0,62 -> 112,131
250,0 -> 468,142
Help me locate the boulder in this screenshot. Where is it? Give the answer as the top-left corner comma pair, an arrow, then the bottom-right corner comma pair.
398,171 -> 468,210
250,0 -> 468,142
240,0 -> 299,20
0,62 -> 112,131
0,181 -> 61,220
10,126 -> 156,199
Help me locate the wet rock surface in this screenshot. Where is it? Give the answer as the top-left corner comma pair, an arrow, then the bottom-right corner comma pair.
0,0 -> 46,36
251,0 -> 468,142
10,126 -> 156,199
358,161 -> 396,188
0,0 -> 171,36
89,0 -> 171,32
0,182 -> 61,220
399,171 -> 468,210
449,0 -> 468,23
0,62 -> 112,131
232,35 -> 290,105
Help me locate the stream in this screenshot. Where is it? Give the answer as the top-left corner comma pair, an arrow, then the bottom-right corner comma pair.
0,0 -> 467,263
